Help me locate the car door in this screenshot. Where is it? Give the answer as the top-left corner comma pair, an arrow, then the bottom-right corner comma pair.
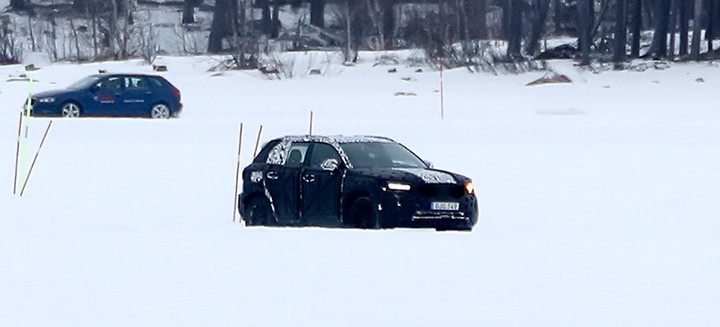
263,142 -> 309,224
88,76 -> 123,116
122,76 -> 154,116
301,143 -> 343,226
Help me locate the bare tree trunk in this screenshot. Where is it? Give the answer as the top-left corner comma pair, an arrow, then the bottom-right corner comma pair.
706,0 -> 715,53
614,0 -> 627,64
70,18 -> 82,61
553,0 -> 563,34
578,0 -> 593,65
109,0 -> 119,57
121,0 -> 132,58
182,0 -> 196,24
92,7 -> 98,59
344,0 -> 353,62
647,0 -> 671,58
679,0 -> 690,56
28,16 -> 36,52
208,0 -> 236,53
49,14 -> 58,61
10,0 -> 28,10
669,0 -> 679,59
73,0 -> 90,13
366,0 -> 385,50
479,0 -> 488,38
630,0 -> 642,57
506,0 -> 523,58
690,0 -> 703,59
382,1 -> 395,49
526,0 -> 551,56
310,0 -> 326,28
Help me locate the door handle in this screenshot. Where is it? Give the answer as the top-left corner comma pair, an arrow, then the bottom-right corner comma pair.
303,174 -> 315,183
266,171 -> 279,180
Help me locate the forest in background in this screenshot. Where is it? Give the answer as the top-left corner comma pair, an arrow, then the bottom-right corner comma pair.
2,0 -> 720,71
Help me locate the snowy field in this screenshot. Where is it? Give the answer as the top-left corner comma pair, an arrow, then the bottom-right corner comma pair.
1,53 -> 720,327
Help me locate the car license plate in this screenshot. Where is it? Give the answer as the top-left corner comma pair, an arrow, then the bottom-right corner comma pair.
431,202 -> 459,211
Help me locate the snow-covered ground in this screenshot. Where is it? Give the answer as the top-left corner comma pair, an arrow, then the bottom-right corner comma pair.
1,53 -> 719,327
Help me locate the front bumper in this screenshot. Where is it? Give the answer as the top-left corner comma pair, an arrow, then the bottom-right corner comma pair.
376,189 -> 479,230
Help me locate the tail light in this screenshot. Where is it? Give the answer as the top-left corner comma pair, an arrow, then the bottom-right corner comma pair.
173,87 -> 181,101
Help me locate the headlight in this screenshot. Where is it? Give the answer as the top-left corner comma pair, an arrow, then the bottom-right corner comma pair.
38,97 -> 55,103
465,181 -> 475,194
387,182 -> 411,191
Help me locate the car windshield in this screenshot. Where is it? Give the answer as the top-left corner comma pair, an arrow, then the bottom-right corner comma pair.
67,75 -> 101,89
340,142 -> 427,169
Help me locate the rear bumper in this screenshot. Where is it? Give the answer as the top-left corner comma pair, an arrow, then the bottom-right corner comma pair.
172,103 -> 183,117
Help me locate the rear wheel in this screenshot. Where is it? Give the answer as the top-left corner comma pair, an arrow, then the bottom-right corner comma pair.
245,197 -> 275,226
150,103 -> 170,119
61,102 -> 81,118
349,196 -> 380,229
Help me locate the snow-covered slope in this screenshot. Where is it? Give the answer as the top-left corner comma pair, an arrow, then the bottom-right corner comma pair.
1,54 -> 719,327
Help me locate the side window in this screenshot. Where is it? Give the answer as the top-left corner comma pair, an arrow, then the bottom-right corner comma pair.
309,143 -> 341,169
285,143 -> 310,168
125,77 -> 150,89
98,77 -> 122,90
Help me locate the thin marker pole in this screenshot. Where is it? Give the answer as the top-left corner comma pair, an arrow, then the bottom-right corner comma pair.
439,60 -> 445,120
233,123 -> 244,223
253,125 -> 263,157
13,111 -> 23,194
18,75 -> 35,193
309,111 -> 314,135
20,120 -> 53,197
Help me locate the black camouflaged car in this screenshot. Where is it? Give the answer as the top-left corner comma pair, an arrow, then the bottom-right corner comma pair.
238,135 -> 479,231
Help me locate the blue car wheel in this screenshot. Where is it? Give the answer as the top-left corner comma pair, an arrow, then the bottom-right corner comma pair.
61,102 -> 81,118
150,103 -> 170,119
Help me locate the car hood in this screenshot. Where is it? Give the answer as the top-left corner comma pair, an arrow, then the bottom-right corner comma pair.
32,89 -> 74,98
351,167 -> 469,185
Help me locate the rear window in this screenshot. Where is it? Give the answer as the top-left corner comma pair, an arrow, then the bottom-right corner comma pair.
254,140 -> 280,163
147,76 -> 167,88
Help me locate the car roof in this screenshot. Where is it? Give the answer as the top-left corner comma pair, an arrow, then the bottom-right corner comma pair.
92,73 -> 163,78
274,135 -> 396,144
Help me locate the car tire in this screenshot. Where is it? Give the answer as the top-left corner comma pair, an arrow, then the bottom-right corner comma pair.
61,102 -> 81,118
349,196 -> 381,229
150,103 -> 171,119
245,196 -> 275,226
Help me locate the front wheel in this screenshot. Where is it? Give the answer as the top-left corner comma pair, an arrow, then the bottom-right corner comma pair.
61,102 -> 81,118
150,103 -> 171,119
349,196 -> 381,229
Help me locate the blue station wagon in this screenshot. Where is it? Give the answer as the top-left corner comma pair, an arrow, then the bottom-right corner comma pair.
27,73 -> 183,118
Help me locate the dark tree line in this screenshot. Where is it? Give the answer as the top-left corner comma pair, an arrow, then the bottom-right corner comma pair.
5,0 -> 720,65
201,0 -> 720,64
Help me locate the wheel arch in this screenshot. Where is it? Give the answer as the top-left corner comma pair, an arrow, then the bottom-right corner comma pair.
60,100 -> 83,115
149,101 -> 171,118
341,190 -> 372,225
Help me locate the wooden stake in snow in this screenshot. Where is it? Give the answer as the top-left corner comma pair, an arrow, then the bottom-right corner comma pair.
309,111 -> 314,135
440,61 -> 445,120
233,123 -> 244,223
13,111 -> 23,195
253,125 -> 263,157
20,120 -> 52,197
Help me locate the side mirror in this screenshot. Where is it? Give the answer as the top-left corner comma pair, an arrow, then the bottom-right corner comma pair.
321,159 -> 340,172
424,160 -> 434,168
